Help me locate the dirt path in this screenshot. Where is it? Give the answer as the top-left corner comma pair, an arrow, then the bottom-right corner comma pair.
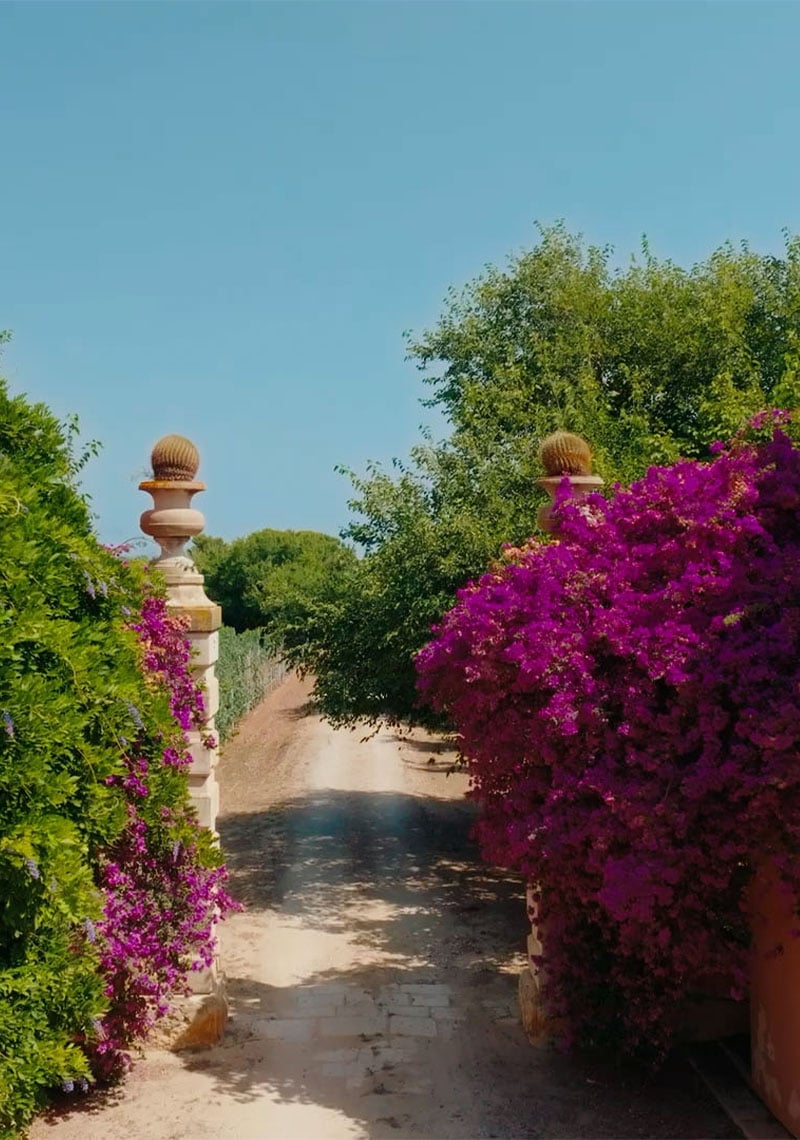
32,676 -> 738,1139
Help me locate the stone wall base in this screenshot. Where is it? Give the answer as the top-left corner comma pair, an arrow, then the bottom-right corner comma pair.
518,967 -> 554,1046
151,976 -> 229,1052
676,995 -> 749,1043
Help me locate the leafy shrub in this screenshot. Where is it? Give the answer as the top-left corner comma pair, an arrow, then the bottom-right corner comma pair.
418,415 -> 800,1058
192,528 -> 356,649
90,592 -> 237,1081
215,627 -> 286,742
0,377 -> 235,1135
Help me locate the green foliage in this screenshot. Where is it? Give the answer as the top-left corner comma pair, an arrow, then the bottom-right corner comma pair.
192,528 -> 357,650
0,367 -> 196,1136
308,444 -> 531,727
215,627 -> 286,742
302,225 -> 800,726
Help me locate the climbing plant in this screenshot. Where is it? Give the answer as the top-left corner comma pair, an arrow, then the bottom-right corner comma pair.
418,414 -> 800,1057
0,373 -> 236,1137
304,227 -> 800,727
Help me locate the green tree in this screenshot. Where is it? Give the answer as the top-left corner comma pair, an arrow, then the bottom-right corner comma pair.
301,225 -> 800,727
192,528 -> 357,650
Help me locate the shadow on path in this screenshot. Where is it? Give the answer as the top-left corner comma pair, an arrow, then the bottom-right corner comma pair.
208,789 -> 738,1139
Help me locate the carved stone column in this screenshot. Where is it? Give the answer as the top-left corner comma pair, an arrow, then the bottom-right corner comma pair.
139,434 -> 227,1047
139,434 -> 222,833
519,432 -> 603,1046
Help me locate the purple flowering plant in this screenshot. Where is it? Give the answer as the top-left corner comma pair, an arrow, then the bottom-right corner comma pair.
87,586 -> 238,1081
417,415 -> 800,1058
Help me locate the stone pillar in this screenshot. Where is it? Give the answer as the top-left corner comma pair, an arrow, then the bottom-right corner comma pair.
139,434 -> 222,834
139,433 -> 228,1047
519,432 -> 603,1045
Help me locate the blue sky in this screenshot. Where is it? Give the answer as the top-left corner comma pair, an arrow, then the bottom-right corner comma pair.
2,1 -> 800,548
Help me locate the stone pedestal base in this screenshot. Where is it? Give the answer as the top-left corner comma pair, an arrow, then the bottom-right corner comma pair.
153,975 -> 229,1052
518,967 -> 553,1046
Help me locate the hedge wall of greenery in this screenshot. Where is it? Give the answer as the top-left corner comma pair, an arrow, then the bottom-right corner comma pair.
215,627 -> 286,742
0,376 -> 233,1137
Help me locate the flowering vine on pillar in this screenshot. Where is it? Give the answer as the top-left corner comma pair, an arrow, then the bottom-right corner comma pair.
139,434 -> 222,834
536,431 -> 604,535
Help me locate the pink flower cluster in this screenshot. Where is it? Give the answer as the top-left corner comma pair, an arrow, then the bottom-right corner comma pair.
417,422 -> 800,1056
89,592 -> 237,1079
131,595 -> 207,738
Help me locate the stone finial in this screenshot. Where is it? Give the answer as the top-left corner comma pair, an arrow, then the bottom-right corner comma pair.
151,434 -> 201,481
539,431 -> 593,477
139,436 -> 205,569
536,431 -> 603,536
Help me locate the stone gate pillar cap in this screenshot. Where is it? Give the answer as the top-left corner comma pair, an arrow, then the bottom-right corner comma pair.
150,434 -> 201,481
138,479 -> 206,493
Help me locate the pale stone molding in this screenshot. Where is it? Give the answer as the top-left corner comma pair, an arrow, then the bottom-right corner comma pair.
139,435 -> 228,1042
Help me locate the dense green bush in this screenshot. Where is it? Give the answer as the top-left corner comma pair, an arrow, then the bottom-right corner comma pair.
215,627 -> 286,742
0,380 -> 132,1134
192,528 -> 356,649
0,369 -> 231,1137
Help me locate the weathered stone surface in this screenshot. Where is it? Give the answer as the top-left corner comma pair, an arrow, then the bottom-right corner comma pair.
255,1018 -> 315,1042
318,1014 -> 388,1037
389,1015 -> 437,1038
163,989 -> 229,1051
518,967 -> 552,1047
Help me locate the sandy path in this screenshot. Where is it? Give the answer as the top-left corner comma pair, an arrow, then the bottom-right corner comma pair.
31,676 -> 737,1139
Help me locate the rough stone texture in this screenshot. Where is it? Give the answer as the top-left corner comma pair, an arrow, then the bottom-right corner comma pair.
518,965 -> 552,1046
154,989 -> 229,1052
388,1015 -> 438,1038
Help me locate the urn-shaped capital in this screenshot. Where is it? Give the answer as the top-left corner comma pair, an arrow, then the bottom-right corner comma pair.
536,432 -> 603,536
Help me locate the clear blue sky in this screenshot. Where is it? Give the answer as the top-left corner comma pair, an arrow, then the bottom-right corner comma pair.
2,1 -> 800,548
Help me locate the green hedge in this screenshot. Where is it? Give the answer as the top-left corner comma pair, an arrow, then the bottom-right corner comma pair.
0,377 -> 213,1136
215,628 -> 286,742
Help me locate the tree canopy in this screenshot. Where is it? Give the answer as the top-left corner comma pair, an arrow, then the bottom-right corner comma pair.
192,528 -> 357,651
299,225 -> 800,727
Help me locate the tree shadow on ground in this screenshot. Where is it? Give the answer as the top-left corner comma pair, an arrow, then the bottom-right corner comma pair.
218,789 -> 509,935
390,736 -> 457,754
179,972 -> 738,1140
206,791 -> 738,1140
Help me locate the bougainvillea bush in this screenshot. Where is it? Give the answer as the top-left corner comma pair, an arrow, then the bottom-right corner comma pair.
0,376 -> 235,1137
89,591 -> 236,1083
417,415 -> 800,1059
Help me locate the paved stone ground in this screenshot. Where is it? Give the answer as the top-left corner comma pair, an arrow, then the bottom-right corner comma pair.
31,676 -> 741,1140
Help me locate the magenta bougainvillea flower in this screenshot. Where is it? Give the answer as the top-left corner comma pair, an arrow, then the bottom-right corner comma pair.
418,418 -> 800,1057
88,590 -> 238,1080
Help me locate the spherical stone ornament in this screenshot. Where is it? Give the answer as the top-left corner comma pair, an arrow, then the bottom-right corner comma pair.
538,431 -> 593,477
151,434 -> 200,481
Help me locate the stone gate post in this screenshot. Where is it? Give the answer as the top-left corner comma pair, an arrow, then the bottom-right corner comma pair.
139,433 -> 227,1046
519,432 -> 602,1045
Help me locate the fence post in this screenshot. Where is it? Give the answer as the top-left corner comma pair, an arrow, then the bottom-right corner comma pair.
518,432 -> 603,1045
139,433 -> 228,1046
